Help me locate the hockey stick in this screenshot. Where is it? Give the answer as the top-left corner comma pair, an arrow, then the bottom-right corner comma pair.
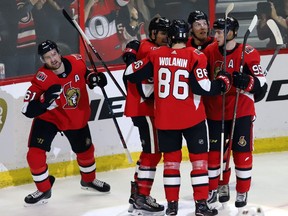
225,15 -> 258,171
220,2 -> 234,181
264,19 -> 285,76
62,9 -> 126,98
62,9 -> 133,164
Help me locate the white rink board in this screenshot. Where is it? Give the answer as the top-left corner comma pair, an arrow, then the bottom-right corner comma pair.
0,54 -> 288,171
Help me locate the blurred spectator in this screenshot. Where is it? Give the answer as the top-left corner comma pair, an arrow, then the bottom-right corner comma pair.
85,0 -> 134,64
33,0 -> 78,58
0,1 -> 18,78
257,0 -> 288,49
14,0 -> 45,77
117,1 -> 147,48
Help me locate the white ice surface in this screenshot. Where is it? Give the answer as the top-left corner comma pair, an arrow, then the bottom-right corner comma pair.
0,152 -> 288,216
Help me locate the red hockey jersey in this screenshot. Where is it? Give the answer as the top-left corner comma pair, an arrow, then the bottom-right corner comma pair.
203,42 -> 266,121
126,46 -> 210,130
22,55 -> 91,130
124,39 -> 159,117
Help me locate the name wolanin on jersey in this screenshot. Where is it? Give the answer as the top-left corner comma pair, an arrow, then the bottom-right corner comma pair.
203,42 -> 266,121
125,46 -> 212,130
22,55 -> 91,131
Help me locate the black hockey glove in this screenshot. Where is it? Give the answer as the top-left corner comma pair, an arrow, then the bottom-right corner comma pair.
232,71 -> 254,92
216,70 -> 232,93
122,40 -> 140,66
43,84 -> 62,108
87,72 -> 108,88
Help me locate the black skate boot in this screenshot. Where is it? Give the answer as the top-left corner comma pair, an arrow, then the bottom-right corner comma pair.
24,175 -> 55,206
235,192 -> 247,208
128,181 -> 137,213
132,194 -> 164,215
81,178 -> 110,193
207,190 -> 217,204
218,184 -> 230,203
166,201 -> 178,215
195,200 -> 218,216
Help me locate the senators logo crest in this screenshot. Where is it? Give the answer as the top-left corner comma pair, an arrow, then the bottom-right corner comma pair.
63,82 -> 80,109
238,136 -> 247,147
214,60 -> 224,79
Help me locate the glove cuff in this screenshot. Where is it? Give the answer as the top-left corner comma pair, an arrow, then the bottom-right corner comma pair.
217,75 -> 231,93
123,47 -> 137,55
86,72 -> 98,86
245,75 -> 254,92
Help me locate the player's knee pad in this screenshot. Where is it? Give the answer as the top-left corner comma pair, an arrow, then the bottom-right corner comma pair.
163,150 -> 181,170
76,144 -> 95,164
26,147 -> 47,171
71,139 -> 93,153
140,152 -> 162,167
189,153 -> 208,170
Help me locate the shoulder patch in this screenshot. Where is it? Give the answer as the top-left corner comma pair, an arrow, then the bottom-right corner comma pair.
245,45 -> 254,54
71,54 -> 83,60
36,71 -> 48,82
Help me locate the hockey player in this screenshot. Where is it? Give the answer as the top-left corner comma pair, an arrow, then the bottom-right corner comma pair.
186,10 -> 215,51
203,17 -> 267,208
21,40 -> 110,206
121,17 -> 170,215
124,19 -> 232,216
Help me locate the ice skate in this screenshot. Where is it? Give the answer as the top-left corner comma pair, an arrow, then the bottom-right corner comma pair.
81,178 -> 110,193
128,181 -> 138,213
235,192 -> 247,208
24,175 -> 55,206
218,184 -> 230,203
165,201 -> 178,215
195,200 -> 218,216
131,194 -> 164,216
207,189 -> 217,204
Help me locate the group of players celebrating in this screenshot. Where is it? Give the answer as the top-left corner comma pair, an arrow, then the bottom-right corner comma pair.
122,10 -> 266,216
21,7 -> 266,216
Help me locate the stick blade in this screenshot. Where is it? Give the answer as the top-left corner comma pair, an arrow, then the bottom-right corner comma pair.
267,19 -> 284,45
225,3 -> 234,18
248,15 -> 258,33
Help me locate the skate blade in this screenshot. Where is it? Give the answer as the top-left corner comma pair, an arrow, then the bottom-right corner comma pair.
81,186 -> 110,194
24,199 -> 49,207
128,204 -> 134,213
131,209 -> 165,216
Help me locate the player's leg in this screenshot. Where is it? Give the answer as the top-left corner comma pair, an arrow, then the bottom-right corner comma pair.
130,116 -> 164,215
25,118 -> 58,206
232,115 -> 254,208
65,124 -> 110,193
207,119 -> 231,204
185,120 -> 217,216
158,129 -> 182,215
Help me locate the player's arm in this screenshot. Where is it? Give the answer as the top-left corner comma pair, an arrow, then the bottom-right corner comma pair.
189,56 -> 231,95
124,58 -> 153,83
233,48 -> 266,93
21,84 -> 62,118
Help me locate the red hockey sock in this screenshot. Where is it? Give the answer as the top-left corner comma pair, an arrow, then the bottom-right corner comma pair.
76,145 -> 96,182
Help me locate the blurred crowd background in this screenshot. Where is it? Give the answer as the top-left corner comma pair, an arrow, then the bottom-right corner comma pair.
0,0 -> 287,78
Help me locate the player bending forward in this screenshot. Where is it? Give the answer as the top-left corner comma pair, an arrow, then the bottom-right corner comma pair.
21,40 -> 110,206
124,19 -> 232,216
